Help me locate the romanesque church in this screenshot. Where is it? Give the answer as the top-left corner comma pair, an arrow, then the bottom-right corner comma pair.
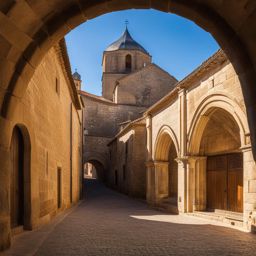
78,28 -> 177,184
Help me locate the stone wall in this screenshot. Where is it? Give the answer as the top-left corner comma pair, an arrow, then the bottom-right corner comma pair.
108,121 -> 146,198
102,50 -> 151,100
144,51 -> 256,230
0,44 -> 82,250
115,64 -> 177,107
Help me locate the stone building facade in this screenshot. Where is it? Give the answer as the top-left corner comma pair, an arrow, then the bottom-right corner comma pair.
0,39 -> 82,250
108,117 -> 146,198
79,28 -> 177,184
111,49 -> 256,231
78,28 -> 256,231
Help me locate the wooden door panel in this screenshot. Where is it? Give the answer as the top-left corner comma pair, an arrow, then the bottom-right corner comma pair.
227,153 -> 243,212
207,155 -> 227,210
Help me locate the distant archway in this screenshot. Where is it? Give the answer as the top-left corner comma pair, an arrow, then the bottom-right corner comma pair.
84,160 -> 105,182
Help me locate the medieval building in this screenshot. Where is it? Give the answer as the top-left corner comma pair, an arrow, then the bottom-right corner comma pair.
79,29 -> 256,232
79,28 -> 177,183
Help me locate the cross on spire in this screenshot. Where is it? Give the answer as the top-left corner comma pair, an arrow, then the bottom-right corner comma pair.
125,19 -> 129,28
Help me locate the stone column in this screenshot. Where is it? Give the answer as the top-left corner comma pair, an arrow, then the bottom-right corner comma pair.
146,160 -> 155,204
146,115 -> 152,161
178,88 -> 187,157
176,157 -> 188,213
188,156 -> 207,212
154,161 -> 169,202
241,145 -> 256,230
146,115 -> 154,204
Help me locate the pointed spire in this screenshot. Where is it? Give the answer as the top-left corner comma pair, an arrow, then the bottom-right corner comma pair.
105,25 -> 149,54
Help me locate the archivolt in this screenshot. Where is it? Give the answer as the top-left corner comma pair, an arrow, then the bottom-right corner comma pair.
188,93 -> 249,155
154,125 -> 179,161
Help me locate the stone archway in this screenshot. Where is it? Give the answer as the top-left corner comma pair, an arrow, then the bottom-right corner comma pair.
1,1 -> 256,158
153,126 -> 179,212
84,160 -> 105,181
188,96 -> 252,217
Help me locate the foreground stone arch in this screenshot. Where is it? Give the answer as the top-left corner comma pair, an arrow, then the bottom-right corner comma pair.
1,1 -> 256,157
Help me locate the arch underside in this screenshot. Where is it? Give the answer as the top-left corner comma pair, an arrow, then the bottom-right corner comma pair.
1,1 -> 256,157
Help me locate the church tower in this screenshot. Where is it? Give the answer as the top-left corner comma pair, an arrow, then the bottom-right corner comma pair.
102,27 -> 152,100
72,70 -> 82,90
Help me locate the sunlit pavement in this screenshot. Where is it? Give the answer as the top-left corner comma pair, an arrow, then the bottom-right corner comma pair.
2,179 -> 256,256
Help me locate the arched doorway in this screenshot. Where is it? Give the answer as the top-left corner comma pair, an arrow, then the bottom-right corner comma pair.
191,107 -> 243,213
10,125 -> 31,232
10,126 -> 24,229
154,127 -> 179,211
199,108 -> 243,212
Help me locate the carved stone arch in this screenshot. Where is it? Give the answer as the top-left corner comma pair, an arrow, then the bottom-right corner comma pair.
154,125 -> 179,161
188,93 -> 249,155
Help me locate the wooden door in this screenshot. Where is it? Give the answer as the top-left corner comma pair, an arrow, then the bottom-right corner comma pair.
207,155 -> 227,210
227,153 -> 243,212
207,153 -> 243,212
10,127 -> 24,228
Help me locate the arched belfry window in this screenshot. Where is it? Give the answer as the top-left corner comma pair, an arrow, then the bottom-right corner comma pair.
125,54 -> 132,72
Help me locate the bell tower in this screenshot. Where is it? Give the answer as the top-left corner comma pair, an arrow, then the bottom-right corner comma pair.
102,27 -> 152,100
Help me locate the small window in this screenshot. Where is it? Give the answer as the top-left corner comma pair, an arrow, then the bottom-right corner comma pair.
57,167 -> 62,209
56,78 -> 60,95
115,170 -> 118,186
123,165 -> 126,181
125,142 -> 128,161
125,54 -> 132,72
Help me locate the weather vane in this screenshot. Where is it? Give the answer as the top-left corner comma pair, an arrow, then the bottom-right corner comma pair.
125,19 -> 129,28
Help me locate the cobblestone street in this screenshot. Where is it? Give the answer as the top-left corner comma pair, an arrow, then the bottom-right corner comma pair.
2,179 -> 256,256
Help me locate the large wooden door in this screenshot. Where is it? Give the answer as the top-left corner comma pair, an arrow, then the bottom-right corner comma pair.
207,153 -> 243,212
10,127 -> 24,228
207,155 -> 227,210
227,154 -> 243,212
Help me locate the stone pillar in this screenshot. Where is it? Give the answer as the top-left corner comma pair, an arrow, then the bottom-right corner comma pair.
146,115 -> 154,204
178,88 -> 187,157
176,157 -> 188,213
0,117 -> 12,250
154,161 -> 169,202
146,115 -> 152,161
242,145 -> 256,230
0,147 -> 11,250
188,156 -> 207,212
146,160 -> 155,204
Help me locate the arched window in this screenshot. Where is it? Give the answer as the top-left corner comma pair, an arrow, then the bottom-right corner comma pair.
125,54 -> 132,72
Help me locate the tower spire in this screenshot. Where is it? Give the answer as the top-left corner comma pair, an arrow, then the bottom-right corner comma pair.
125,19 -> 129,29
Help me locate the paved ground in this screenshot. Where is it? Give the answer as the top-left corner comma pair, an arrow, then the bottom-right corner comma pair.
2,179 -> 256,256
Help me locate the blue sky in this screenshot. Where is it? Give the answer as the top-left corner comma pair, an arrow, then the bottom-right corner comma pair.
65,10 -> 219,95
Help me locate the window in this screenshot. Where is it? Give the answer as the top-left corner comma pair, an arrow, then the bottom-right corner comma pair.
125,142 -> 128,162
56,77 -> 60,95
115,170 -> 118,186
123,165 -> 126,181
125,54 -> 132,72
57,167 -> 62,209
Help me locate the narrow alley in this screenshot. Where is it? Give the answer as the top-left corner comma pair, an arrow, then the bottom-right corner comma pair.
2,179 -> 256,256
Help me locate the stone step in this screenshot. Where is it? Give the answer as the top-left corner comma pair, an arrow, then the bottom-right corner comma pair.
189,211 -> 244,228
155,202 -> 179,214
